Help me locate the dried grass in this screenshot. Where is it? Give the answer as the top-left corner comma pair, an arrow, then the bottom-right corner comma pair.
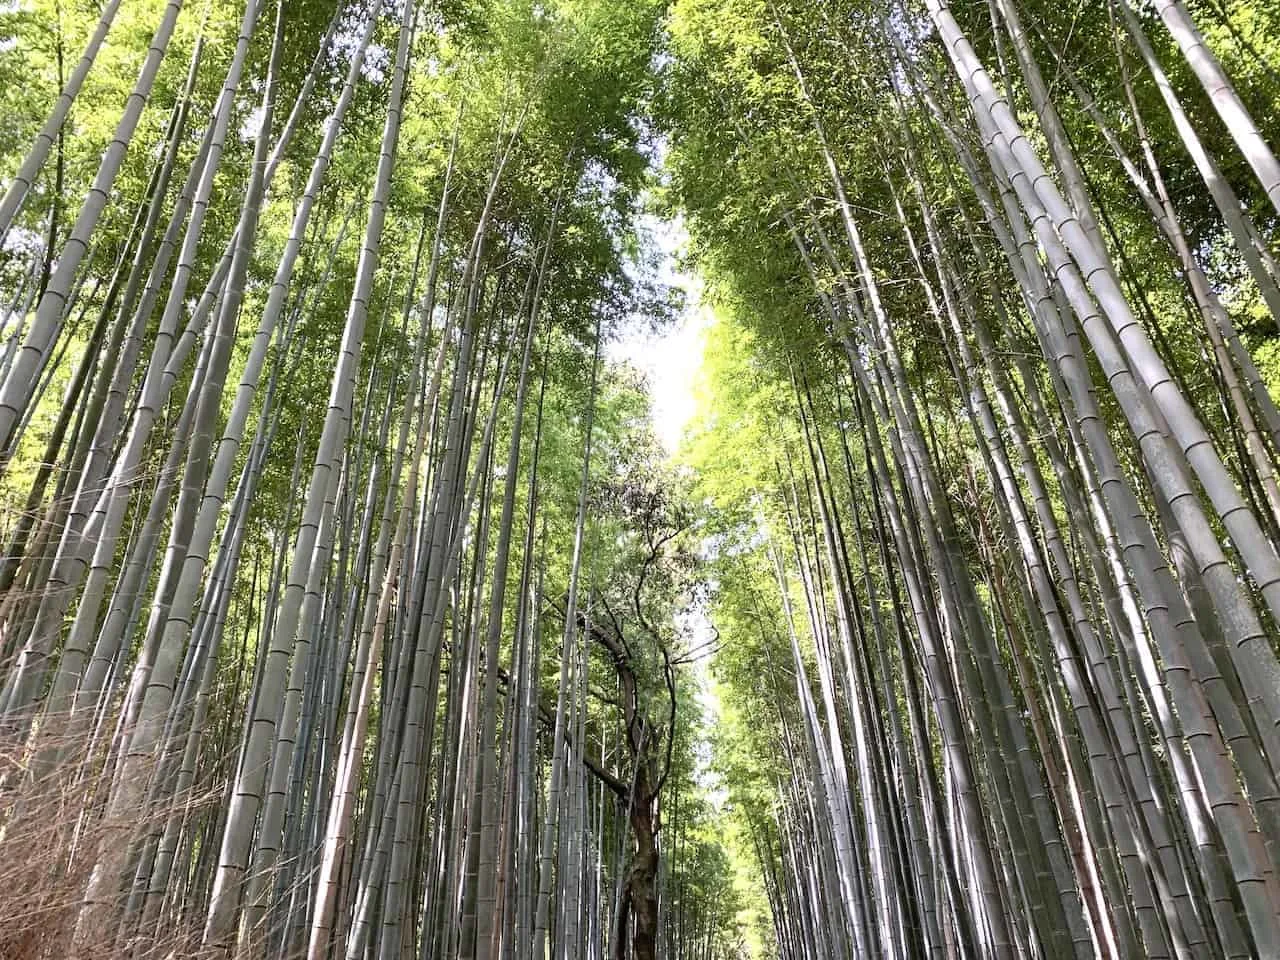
0,718 -> 217,960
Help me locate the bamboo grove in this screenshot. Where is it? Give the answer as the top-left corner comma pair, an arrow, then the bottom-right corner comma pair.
0,0 -> 750,957
669,0 -> 1280,957
6,0 -> 1280,958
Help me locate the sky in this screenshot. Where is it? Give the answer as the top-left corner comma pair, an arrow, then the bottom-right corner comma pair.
606,213 -> 712,454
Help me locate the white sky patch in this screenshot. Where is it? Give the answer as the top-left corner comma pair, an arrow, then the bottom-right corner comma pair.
608,213 -> 710,455
239,104 -> 266,142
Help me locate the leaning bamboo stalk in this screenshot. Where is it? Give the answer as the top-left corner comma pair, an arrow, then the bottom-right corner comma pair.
0,0 -> 185,456
0,0 -> 125,241
200,0 -> 413,948
1149,0 -> 1280,217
